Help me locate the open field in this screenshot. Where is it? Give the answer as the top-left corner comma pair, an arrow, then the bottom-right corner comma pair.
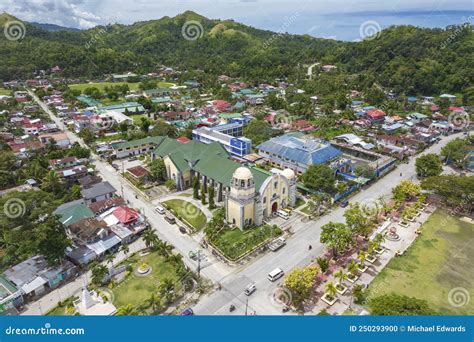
69,81 -> 175,93
112,251 -> 183,309
366,210 -> 474,315
162,199 -> 207,231
0,88 -> 11,95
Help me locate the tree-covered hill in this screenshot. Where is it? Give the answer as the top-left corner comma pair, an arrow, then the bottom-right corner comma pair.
0,11 -> 472,95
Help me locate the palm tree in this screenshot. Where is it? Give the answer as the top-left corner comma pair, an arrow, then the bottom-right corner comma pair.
90,264 -> 108,285
41,170 -> 62,195
157,240 -> 173,258
334,269 -> 347,288
116,304 -> 136,316
347,260 -> 358,277
357,251 -> 367,267
325,282 -> 338,300
167,253 -> 183,266
120,244 -> 130,256
105,254 -> 115,266
145,293 -> 163,314
142,229 -> 160,250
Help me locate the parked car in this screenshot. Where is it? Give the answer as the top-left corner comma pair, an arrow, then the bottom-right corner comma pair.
154,205 -> 165,214
244,283 -> 257,296
267,268 -> 284,282
179,226 -> 187,234
164,214 -> 176,224
181,308 -> 194,316
276,210 -> 290,220
127,156 -> 137,162
340,200 -> 349,208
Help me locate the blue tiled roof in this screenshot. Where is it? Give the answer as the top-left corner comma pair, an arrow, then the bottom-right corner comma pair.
257,135 -> 342,166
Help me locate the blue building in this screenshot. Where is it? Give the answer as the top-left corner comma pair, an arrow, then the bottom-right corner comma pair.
192,125 -> 252,158
257,134 -> 343,174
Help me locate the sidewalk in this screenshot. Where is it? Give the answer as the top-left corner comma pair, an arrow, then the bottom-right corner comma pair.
310,205 -> 436,315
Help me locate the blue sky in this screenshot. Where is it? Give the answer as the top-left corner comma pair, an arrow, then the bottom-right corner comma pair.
1,0 -> 472,40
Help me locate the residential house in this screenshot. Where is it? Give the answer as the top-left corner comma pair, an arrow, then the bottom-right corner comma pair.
81,181 -> 117,204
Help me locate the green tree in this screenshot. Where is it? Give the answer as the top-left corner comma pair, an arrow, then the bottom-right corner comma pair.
41,170 -> 62,197
142,229 -> 160,250
243,120 -> 273,146
78,128 -> 94,144
91,264 -> 108,285
441,138 -> 470,168
283,265 -> 319,307
320,222 -> 354,258
116,304 -> 137,316
421,175 -> 474,214
415,154 -> 443,178
165,179 -> 176,190
201,185 -> 206,204
392,180 -> 421,203
301,164 -> 336,194
208,186 -> 215,209
149,158 -> 166,182
369,293 -> 436,315
192,176 -> 199,199
36,217 -> 71,265
325,282 -> 338,300
343,203 -> 373,237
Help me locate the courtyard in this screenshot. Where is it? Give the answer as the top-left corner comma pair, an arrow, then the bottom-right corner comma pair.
162,199 -> 208,231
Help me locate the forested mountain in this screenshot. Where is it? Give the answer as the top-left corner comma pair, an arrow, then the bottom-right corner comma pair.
1,11 -> 473,95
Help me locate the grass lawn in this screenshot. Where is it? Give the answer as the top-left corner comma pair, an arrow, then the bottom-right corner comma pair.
212,225 -> 282,261
366,209 -> 474,315
0,88 -> 11,96
129,114 -> 148,125
69,82 -> 141,92
112,251 -> 182,309
294,197 -> 306,209
162,199 -> 207,231
69,81 -> 174,93
46,297 -> 77,316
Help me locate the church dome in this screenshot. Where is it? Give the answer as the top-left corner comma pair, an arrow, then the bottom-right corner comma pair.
281,168 -> 296,180
233,167 -> 253,180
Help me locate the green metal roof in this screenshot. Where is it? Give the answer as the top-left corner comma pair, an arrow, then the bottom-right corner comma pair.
55,203 -> 94,227
112,136 -> 165,150
219,113 -> 242,119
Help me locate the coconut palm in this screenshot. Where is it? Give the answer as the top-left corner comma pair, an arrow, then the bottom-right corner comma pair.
357,251 -> 368,267
120,244 -> 130,256
334,269 -> 347,287
157,240 -> 174,258
116,304 -> 136,316
41,170 -> 62,195
325,282 -> 338,300
347,260 -> 358,277
145,293 -> 163,314
105,254 -> 115,266
142,229 -> 160,250
167,253 -> 183,266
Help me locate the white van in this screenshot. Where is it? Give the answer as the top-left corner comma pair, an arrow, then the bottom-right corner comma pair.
267,268 -> 284,282
154,205 -> 165,214
244,283 -> 257,296
276,210 -> 289,220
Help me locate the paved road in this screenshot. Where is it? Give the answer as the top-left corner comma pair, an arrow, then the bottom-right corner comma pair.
27,89 -> 470,315
192,130 -> 471,315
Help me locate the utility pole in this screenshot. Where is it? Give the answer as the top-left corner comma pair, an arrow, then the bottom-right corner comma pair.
197,250 -> 201,278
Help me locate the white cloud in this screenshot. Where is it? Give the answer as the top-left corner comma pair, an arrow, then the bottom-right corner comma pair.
0,0 -> 472,39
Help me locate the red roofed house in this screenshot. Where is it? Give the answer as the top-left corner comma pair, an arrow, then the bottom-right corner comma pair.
113,206 -> 139,225
126,166 -> 149,182
291,119 -> 316,132
367,109 -> 386,123
212,100 -> 231,112
162,111 -> 193,121
176,136 -> 191,144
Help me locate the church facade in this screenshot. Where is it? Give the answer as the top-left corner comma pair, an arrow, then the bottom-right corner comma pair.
226,167 -> 297,229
